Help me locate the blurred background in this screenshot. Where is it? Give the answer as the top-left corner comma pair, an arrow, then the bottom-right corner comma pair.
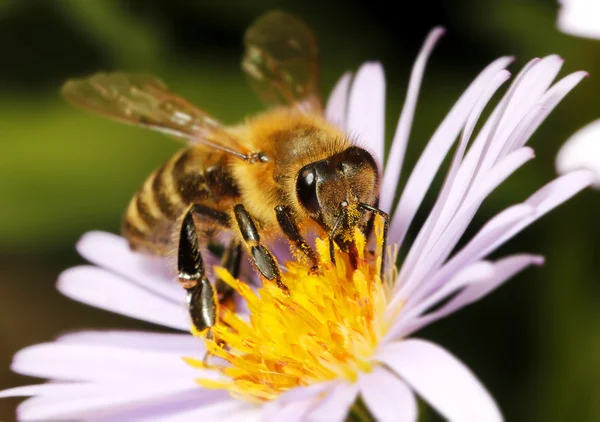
0,0 -> 599,420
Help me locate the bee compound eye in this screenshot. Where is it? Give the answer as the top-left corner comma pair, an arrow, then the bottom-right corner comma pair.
296,166 -> 320,214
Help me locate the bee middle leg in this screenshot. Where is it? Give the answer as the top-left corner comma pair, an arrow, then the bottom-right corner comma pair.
233,204 -> 289,294
214,241 -> 242,311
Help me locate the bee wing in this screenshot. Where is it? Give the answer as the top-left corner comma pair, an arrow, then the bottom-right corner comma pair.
62,73 -> 249,157
242,11 -> 322,114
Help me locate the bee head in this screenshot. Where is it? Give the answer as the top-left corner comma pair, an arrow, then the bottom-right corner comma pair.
295,146 -> 380,233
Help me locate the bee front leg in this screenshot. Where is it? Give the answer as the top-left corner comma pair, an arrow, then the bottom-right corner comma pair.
178,209 -> 217,338
233,204 -> 289,294
274,205 -> 319,271
357,202 -> 389,281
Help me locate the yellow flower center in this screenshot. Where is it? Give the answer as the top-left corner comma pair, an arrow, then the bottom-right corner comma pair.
184,221 -> 397,403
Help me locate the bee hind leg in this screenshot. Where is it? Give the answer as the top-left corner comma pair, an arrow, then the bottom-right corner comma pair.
233,204 -> 289,294
177,209 -> 218,338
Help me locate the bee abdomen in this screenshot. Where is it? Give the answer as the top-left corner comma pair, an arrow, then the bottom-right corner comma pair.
123,148 -> 240,254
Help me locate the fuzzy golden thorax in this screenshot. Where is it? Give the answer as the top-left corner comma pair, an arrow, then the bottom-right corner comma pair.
228,108 -> 380,239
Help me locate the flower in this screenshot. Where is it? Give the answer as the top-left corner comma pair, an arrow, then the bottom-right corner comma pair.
2,28 -> 595,421
556,120 -> 600,188
557,0 -> 600,39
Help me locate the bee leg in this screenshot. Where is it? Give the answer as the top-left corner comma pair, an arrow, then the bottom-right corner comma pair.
215,241 -> 242,311
274,205 -> 319,271
357,203 -> 389,281
233,204 -> 289,294
178,208 -> 218,337
328,201 -> 348,266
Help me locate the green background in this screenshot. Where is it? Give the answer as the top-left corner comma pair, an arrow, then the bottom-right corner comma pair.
1,0 -> 599,420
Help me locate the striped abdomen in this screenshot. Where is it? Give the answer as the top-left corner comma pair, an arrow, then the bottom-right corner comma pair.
122,146 -> 240,255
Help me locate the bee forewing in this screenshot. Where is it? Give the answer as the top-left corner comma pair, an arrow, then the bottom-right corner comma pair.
61,72 -> 226,140
242,11 -> 322,113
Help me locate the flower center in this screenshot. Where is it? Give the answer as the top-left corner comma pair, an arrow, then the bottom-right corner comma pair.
185,222 -> 395,403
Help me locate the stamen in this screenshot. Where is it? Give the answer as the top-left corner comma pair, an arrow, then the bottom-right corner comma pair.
185,220 -> 395,403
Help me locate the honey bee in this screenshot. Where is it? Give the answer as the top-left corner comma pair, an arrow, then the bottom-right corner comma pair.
62,11 -> 388,337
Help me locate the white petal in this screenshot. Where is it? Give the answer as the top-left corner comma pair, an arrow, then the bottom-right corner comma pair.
556,119 -> 600,187
558,0 -> 600,39
346,62 -> 386,167
380,27 -> 445,213
76,231 -> 184,303
57,266 -> 190,330
325,72 -> 352,127
389,56 -> 514,247
377,339 -> 502,422
359,366 -> 418,422
307,381 -> 358,422
402,254 -> 544,335
57,330 -> 202,354
10,342 -> 203,381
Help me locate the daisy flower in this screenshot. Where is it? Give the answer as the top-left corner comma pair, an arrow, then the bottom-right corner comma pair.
556,120 -> 600,187
557,0 -> 600,39
2,29 -> 596,421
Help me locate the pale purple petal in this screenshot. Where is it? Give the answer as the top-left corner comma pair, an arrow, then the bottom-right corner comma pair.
10,342 -> 205,381
455,169 -> 594,270
57,266 -> 190,330
346,62 -> 386,167
395,69 -> 512,288
274,380 -> 335,403
325,72 -> 352,128
93,390 -> 232,422
307,381 -> 358,422
556,119 -> 600,187
501,71 -> 587,156
394,203 -> 534,301
76,231 -> 184,303
385,261 -> 495,342
57,330 -> 202,355
388,56 -> 514,247
150,399 -> 259,422
430,57 -> 545,225
558,0 -> 600,39
14,380 -> 211,421
399,147 -> 535,295
379,27 -> 445,213
262,382 -> 333,421
402,254 -> 544,335
263,399 -> 316,422
401,261 -> 495,321
359,366 -> 418,422
377,339 -> 502,422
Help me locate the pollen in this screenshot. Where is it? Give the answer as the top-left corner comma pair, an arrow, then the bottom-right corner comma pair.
185,220 -> 396,403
